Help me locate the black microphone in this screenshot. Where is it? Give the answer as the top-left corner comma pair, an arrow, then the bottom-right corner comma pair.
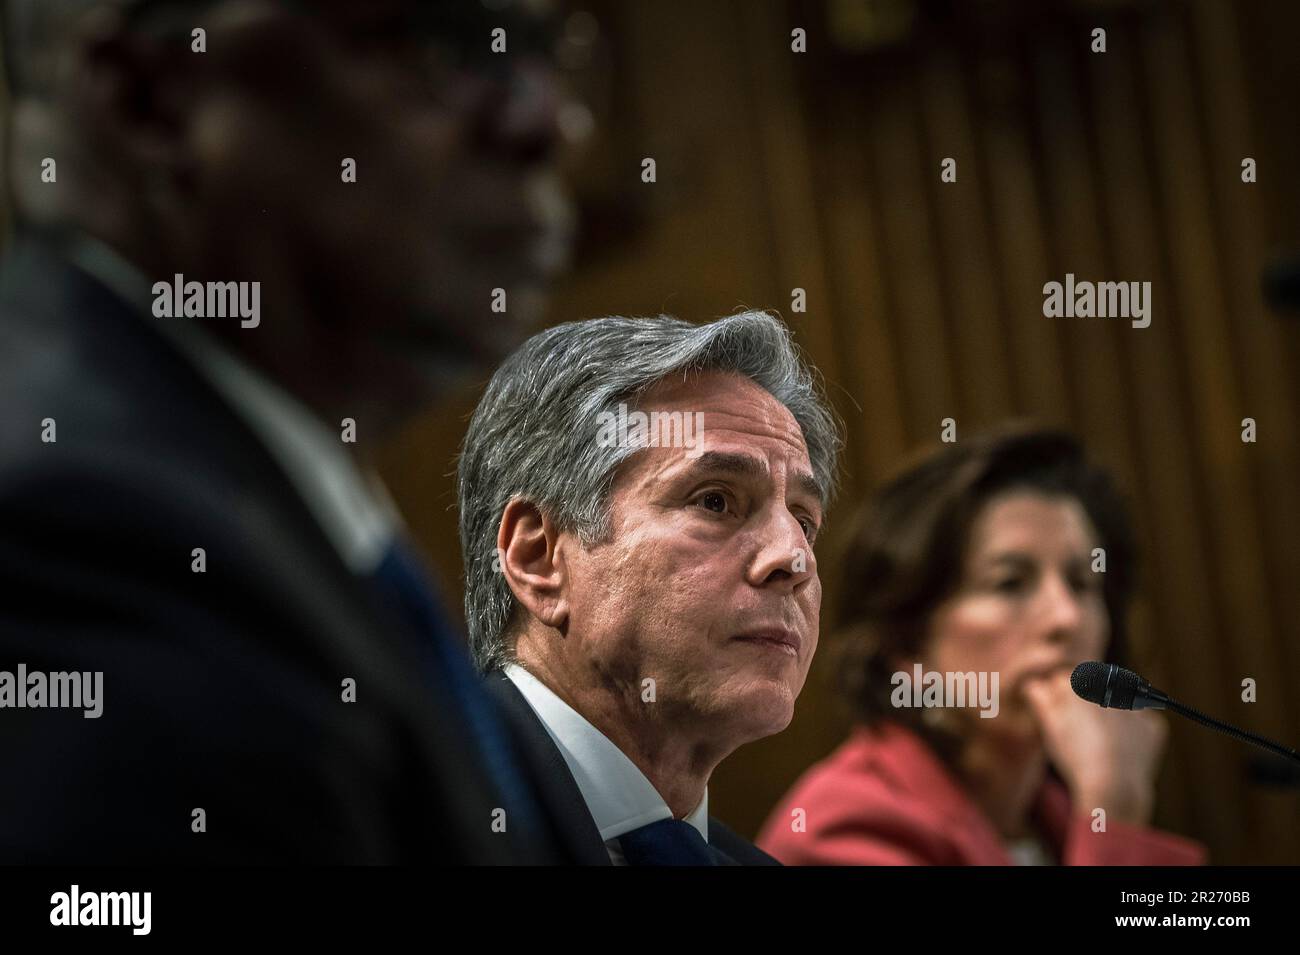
1071,661 -> 1300,766
1071,660 -> 1168,711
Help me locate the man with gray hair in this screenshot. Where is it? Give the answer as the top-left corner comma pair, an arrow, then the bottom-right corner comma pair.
458,309 -> 842,864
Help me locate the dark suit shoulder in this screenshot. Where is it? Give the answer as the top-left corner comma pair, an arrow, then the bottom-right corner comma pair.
481,669 -> 611,865
709,817 -> 782,865
0,240 -> 516,864
0,237 -> 289,497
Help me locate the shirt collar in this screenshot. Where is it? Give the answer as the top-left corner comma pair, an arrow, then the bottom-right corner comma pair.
66,235 -> 400,575
504,663 -> 709,846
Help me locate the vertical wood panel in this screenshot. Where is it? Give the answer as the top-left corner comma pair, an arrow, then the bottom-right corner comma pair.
1085,16 -> 1227,851
973,40 -> 1073,423
1029,27 -> 1138,484
918,44 -> 1015,429
871,68 -> 956,441
1188,0 -> 1300,862
817,106 -> 910,482
1142,7 -> 1287,861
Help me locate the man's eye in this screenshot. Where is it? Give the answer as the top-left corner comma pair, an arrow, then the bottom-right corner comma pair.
694,491 -> 730,514
798,516 -> 818,540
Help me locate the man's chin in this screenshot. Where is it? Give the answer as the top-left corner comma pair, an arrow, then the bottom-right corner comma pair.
726,678 -> 799,740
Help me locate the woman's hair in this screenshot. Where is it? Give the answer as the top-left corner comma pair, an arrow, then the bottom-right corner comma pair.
835,423 -> 1138,757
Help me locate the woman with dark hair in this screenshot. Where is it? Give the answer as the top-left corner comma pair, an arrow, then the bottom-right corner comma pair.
758,425 -> 1206,865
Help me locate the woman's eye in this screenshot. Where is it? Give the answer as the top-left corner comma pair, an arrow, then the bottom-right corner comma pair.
995,578 -> 1024,592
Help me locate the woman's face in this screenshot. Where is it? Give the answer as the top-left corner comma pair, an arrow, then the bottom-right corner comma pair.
915,490 -> 1111,745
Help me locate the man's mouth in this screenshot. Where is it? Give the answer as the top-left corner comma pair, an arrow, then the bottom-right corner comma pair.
732,628 -> 801,658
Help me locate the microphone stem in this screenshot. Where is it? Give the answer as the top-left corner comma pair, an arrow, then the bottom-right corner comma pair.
1165,698 -> 1300,764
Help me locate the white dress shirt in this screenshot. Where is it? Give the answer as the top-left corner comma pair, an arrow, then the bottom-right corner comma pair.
67,236 -> 400,575
504,663 -> 708,864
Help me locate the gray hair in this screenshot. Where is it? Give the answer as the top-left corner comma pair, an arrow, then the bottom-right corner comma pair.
456,310 -> 844,673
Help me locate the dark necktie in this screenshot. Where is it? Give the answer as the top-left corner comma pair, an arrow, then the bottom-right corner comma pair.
617,818 -> 718,866
369,536 -> 545,841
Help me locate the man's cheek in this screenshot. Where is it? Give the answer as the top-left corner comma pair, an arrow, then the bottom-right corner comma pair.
804,621 -> 820,668
800,582 -> 821,626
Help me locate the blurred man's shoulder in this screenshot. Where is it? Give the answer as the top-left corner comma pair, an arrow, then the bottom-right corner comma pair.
0,241 -> 294,508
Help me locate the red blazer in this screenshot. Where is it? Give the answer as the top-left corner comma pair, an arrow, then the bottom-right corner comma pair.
758,722 -> 1207,865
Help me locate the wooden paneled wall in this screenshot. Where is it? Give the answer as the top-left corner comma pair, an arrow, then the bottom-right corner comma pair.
383,0 -> 1300,863
3,0 -> 1292,866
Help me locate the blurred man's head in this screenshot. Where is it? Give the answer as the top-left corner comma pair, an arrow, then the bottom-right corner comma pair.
458,312 -> 842,759
3,0 -> 578,428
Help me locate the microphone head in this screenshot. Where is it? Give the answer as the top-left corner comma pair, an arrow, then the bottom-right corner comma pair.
1071,661 -> 1144,709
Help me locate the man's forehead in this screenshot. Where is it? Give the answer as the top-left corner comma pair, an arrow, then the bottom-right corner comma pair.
638,371 -> 803,434
621,380 -> 818,500
635,373 -> 811,469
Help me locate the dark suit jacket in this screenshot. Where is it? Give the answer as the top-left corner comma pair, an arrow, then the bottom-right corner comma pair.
0,234 -> 573,863
484,669 -> 780,865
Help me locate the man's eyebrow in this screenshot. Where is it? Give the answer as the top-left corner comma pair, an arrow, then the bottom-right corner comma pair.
677,450 -> 766,481
674,451 -> 824,508
791,471 -> 823,507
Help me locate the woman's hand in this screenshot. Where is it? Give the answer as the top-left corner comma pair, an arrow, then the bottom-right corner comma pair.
1023,668 -> 1166,826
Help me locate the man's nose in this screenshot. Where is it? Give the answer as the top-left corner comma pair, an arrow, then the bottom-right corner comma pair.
747,510 -> 816,591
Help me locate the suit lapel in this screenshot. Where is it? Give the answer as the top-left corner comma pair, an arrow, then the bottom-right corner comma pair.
708,816 -> 782,865
709,845 -> 740,865
484,670 -> 611,865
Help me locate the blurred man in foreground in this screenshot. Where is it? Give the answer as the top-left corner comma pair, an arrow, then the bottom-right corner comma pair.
0,0 -> 580,862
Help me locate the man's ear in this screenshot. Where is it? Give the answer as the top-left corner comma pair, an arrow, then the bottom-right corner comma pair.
497,498 -> 570,632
